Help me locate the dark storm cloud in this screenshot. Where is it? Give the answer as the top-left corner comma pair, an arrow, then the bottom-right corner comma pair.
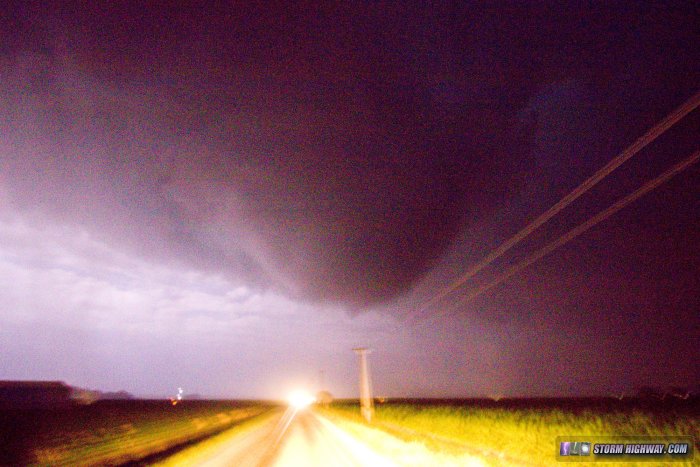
2,2 -> 698,311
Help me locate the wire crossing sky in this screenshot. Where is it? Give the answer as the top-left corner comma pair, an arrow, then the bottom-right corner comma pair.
418,149 -> 700,325
418,90 -> 700,318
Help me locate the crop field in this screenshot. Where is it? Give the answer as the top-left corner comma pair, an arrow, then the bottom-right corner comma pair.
323,397 -> 699,466
2,397 -> 696,466
0,400 -> 274,465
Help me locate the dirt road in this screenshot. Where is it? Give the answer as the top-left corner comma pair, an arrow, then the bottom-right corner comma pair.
156,407 -> 490,466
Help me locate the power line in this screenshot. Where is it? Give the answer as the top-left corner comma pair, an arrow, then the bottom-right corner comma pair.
418,90 -> 700,315
419,149 -> 699,325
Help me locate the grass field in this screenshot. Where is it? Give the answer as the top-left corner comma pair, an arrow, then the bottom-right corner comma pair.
3,398 -> 696,465
322,397 -> 699,466
0,400 -> 274,465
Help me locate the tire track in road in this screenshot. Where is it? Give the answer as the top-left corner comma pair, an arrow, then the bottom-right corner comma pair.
271,410 -> 397,467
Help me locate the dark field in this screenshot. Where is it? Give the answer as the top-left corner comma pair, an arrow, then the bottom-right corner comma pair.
371,396 -> 700,412
0,399 -> 274,465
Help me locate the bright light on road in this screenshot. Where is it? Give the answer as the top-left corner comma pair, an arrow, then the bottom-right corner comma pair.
288,390 -> 315,409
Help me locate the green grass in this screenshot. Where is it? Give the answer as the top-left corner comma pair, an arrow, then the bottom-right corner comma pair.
322,398 -> 699,465
1,400 -> 274,465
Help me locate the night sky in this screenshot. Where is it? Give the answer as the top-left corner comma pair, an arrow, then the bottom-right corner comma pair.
1,2 -> 698,399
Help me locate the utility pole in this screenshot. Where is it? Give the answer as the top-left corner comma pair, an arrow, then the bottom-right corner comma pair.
353,347 -> 373,422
